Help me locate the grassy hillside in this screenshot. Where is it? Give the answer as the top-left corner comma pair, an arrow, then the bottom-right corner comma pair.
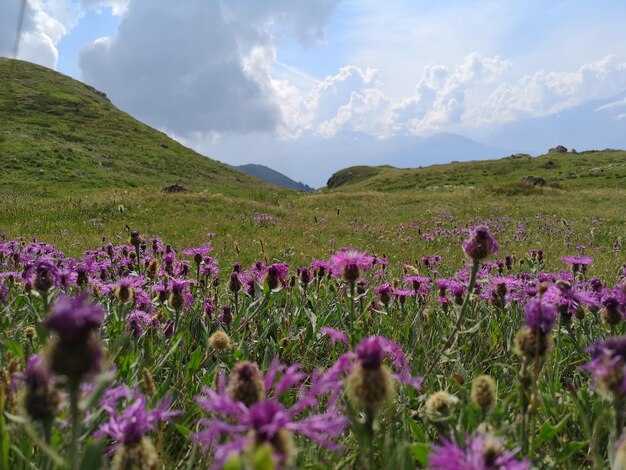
0,58 -> 272,195
326,150 -> 626,191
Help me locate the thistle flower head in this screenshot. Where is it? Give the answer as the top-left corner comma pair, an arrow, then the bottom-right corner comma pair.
227,362 -> 265,407
44,293 -> 104,342
322,334 -> 423,412
331,249 -> 374,282
125,310 -> 152,336
582,336 -> 626,400
23,259 -> 60,292
96,386 -> 179,451
374,283 -> 393,304
425,391 -> 459,419
471,375 -> 497,411
524,297 -> 558,334
462,226 -> 498,261
193,359 -> 348,469
430,432 -> 531,470
183,244 -> 213,264
23,354 -> 60,422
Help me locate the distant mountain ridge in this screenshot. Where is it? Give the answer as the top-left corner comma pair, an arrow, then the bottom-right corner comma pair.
228,163 -> 314,191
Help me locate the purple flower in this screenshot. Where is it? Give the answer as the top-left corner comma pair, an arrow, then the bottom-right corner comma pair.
582,336 -> 626,399
560,255 -> 593,266
182,244 -> 213,257
394,288 -> 415,304
299,267 -> 312,286
311,259 -> 333,278
44,294 -> 105,379
252,213 -> 275,224
168,278 -> 193,310
218,305 -> 233,324
542,281 -> 599,319
24,354 -> 52,389
44,294 -> 104,341
524,297 -> 558,334
462,226 -> 498,261
331,249 -> 374,282
375,283 -> 393,304
125,310 -> 153,336
23,259 -> 60,292
95,386 -> 179,452
24,354 -> 59,422
320,327 -> 349,346
430,433 -> 531,470
264,263 -> 289,291
326,336 -> 423,391
193,360 -> 348,469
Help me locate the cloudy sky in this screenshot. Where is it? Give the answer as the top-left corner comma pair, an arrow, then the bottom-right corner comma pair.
2,0 -> 626,186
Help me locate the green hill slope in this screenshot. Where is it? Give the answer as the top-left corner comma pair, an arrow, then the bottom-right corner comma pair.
0,58 -> 269,195
326,150 -> 626,191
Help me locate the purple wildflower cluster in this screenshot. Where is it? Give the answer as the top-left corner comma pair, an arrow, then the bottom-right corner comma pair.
430,433 -> 531,470
194,359 -> 348,468
0,220 -> 625,469
95,385 -> 180,452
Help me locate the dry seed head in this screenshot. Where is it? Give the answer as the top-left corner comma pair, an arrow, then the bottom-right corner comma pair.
227,362 -> 265,407
147,259 -> 159,278
209,331 -> 231,352
24,326 -> 37,339
112,437 -> 159,470
168,291 -> 185,310
425,391 -> 459,419
142,368 -> 156,397
471,375 -> 497,410
514,327 -> 551,360
346,364 -> 393,410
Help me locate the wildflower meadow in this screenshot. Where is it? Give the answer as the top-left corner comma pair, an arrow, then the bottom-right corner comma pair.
0,214 -> 625,469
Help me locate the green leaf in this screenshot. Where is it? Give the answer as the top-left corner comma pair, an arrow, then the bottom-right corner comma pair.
557,441 -> 588,463
80,441 -> 107,470
187,347 -> 202,374
174,423 -> 191,438
223,453 -> 243,470
251,443 -> 276,470
4,340 -> 23,359
407,442 -> 430,467
535,414 -> 570,449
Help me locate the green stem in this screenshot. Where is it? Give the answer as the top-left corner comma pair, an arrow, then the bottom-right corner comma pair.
528,353 -> 541,460
615,398 -> 625,441
349,281 -> 356,340
68,381 -> 80,470
424,259 -> 479,379
363,408 -> 376,470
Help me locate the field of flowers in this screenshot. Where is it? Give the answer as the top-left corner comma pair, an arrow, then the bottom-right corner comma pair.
0,216 -> 625,469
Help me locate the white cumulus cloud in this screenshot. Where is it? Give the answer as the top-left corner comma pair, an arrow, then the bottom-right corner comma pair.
0,0 -> 82,69
79,0 -> 340,136
477,55 -> 626,124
